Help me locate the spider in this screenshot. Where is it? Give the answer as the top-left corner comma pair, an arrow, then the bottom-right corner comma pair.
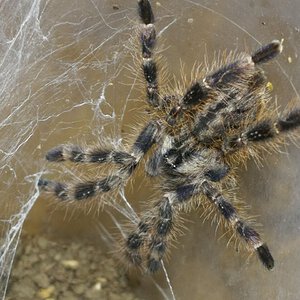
39,0 -> 300,273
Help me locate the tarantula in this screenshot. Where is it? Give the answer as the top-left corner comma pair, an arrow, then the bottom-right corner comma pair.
39,0 -> 300,273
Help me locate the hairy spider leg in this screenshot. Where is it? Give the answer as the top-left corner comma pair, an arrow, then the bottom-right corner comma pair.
200,180 -> 274,270
125,170 -> 274,272
39,121 -> 160,201
138,0 -> 160,107
223,108 -> 300,152
46,144 -> 136,165
193,41 -> 282,136
167,41 -> 282,127
164,67 -> 266,154
125,185 -> 194,272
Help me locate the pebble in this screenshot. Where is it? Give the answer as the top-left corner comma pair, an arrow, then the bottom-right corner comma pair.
61,259 -> 80,269
32,273 -> 50,288
37,285 -> 55,299
37,237 -> 48,250
72,283 -> 86,295
92,282 -> 102,291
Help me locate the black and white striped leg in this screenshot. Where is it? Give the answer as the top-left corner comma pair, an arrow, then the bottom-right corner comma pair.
125,178 -> 274,271
45,145 -> 136,165
38,174 -> 125,201
126,171 -> 272,272
192,71 -> 267,140
124,185 -> 195,273
174,41 -> 279,129
193,40 -> 282,134
124,178 -> 208,273
223,108 -> 300,152
201,180 -> 274,270
167,52 -> 256,126
205,40 -> 282,89
138,0 -> 160,107
39,121 -> 161,201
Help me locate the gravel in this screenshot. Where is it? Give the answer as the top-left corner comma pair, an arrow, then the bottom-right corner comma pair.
5,234 -> 142,300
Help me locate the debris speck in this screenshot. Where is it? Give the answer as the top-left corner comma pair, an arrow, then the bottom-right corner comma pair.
266,82 -> 274,92
61,259 -> 79,269
188,18 -> 194,24
288,56 -> 292,63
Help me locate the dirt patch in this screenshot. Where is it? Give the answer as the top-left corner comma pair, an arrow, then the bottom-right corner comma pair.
5,234 -> 141,300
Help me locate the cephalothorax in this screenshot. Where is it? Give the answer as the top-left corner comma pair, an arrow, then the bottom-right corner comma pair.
39,0 -> 300,273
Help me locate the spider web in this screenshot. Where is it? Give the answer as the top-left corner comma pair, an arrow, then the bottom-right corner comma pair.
0,1 -> 300,300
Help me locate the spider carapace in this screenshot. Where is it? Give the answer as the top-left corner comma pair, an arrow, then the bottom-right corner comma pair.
39,0 -> 300,273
